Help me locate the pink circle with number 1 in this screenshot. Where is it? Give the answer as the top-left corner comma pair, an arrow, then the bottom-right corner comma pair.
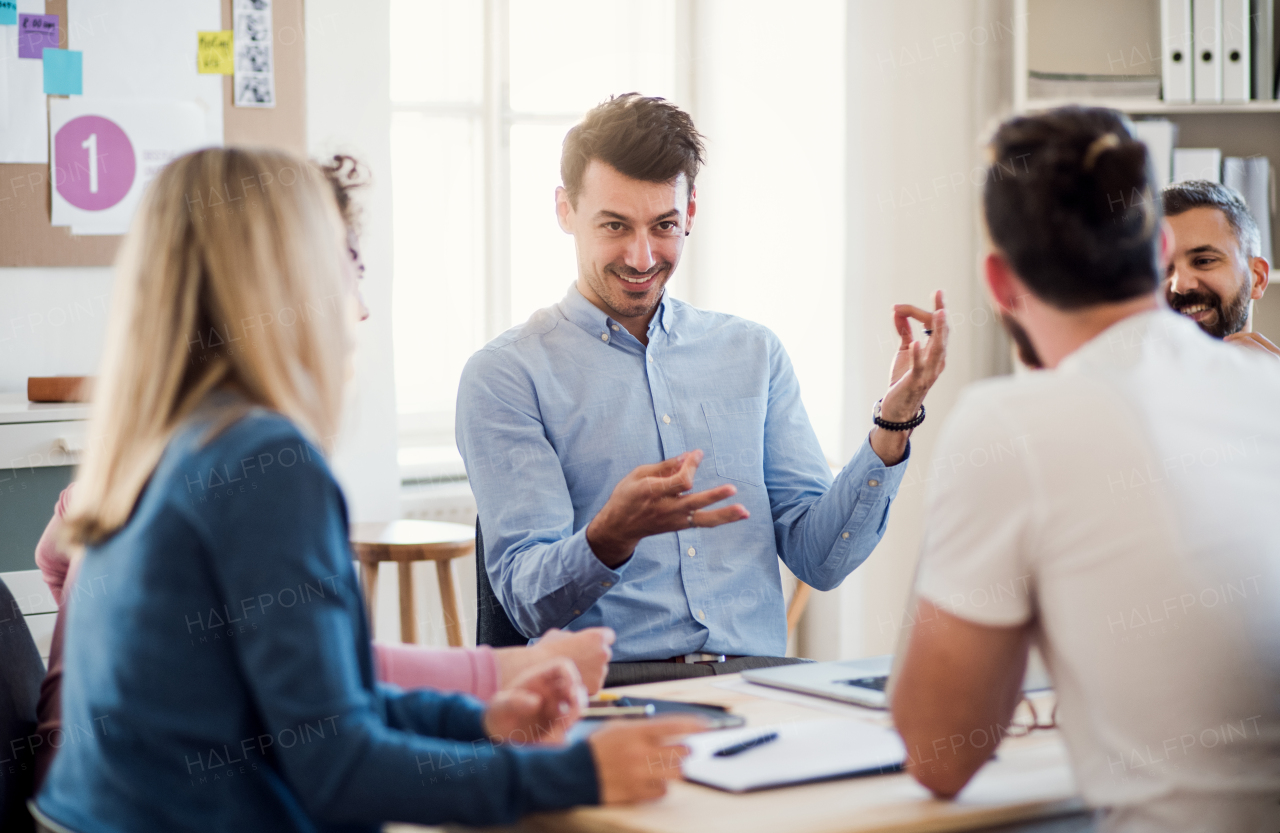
54,115 -> 136,211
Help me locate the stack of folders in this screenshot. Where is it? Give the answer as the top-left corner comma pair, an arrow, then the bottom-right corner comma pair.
1129,121 -> 1272,261
1162,0 -> 1275,102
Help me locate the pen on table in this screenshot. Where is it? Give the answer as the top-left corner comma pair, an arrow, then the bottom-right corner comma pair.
581,705 -> 656,719
713,731 -> 779,757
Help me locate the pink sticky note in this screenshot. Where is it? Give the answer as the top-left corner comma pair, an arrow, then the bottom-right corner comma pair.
18,13 -> 58,59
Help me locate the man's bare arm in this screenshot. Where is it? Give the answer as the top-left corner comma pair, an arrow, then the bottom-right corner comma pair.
890,599 -> 1032,797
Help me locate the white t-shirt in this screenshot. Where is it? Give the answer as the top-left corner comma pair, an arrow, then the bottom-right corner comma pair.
916,310 -> 1280,833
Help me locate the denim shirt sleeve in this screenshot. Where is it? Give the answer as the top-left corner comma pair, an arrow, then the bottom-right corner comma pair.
761,335 -> 910,590
456,349 -> 624,637
186,432 -> 598,825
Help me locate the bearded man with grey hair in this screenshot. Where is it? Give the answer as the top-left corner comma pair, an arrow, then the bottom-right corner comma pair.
1162,179 -> 1278,356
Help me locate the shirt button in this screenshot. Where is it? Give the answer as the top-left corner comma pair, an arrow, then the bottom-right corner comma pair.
601,581 -> 612,588
697,610 -> 706,620
611,324 -> 620,331
647,354 -> 653,363
662,414 -> 671,424
600,333 -> 609,342
687,547 -> 696,557
868,479 -> 879,487
842,532 -> 850,540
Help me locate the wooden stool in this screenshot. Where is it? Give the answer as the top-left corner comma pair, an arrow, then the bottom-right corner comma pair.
350,519 -> 474,647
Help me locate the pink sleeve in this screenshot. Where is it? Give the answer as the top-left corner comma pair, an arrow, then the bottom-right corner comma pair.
371,642 -> 500,701
35,485 -> 75,606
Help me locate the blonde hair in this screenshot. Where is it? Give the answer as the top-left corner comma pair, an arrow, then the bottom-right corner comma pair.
64,147 -> 354,546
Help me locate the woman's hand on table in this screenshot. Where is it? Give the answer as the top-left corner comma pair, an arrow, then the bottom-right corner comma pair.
484,658 -> 585,745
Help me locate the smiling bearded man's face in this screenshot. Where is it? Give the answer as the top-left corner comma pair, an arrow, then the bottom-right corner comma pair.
1164,206 -> 1257,338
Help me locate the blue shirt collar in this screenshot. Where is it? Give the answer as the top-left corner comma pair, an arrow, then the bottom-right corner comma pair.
559,282 -> 673,340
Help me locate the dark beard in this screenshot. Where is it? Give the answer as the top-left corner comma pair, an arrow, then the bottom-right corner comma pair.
1166,284 -> 1251,338
1000,313 -> 1044,369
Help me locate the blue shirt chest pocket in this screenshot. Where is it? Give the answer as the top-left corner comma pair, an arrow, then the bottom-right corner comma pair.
701,397 -> 767,486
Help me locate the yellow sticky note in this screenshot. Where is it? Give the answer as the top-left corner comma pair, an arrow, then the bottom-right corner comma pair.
197,30 -> 234,75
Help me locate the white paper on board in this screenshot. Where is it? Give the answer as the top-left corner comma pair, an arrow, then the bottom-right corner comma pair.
51,98 -> 206,235
0,0 -> 51,163
233,0 -> 275,108
66,0 -> 223,147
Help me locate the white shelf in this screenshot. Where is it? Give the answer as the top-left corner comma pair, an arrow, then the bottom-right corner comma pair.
1023,98 -> 1280,116
0,392 -> 90,426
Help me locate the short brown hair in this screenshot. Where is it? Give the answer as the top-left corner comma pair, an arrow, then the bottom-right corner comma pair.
560,93 -> 705,206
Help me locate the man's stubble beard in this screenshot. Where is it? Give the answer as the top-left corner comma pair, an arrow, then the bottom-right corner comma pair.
1166,280 -> 1251,339
1000,312 -> 1044,370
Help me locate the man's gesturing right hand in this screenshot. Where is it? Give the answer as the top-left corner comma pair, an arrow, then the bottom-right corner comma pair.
585,450 -> 749,567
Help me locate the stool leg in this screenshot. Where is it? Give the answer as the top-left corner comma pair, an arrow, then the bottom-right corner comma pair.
398,561 -> 417,644
436,559 -> 464,648
359,561 -> 378,638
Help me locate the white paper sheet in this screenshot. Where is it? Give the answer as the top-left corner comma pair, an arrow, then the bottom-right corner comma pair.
66,0 -> 223,147
0,0 -> 50,163
50,98 -> 206,235
682,718 -> 906,793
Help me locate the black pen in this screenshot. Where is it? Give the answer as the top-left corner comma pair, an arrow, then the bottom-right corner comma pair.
712,731 -> 778,757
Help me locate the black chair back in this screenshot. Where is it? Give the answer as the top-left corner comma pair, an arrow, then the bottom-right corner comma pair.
0,576 -> 44,833
474,518 -> 528,647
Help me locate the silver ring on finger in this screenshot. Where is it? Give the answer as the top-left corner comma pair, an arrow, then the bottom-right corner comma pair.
687,512 -> 696,528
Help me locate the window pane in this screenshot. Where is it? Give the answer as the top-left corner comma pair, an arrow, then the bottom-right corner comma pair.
390,0 -> 483,103
509,123 -> 579,325
391,113 -> 484,416
508,0 -> 678,113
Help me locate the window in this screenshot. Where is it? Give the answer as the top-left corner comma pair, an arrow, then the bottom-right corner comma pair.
389,0 -> 682,474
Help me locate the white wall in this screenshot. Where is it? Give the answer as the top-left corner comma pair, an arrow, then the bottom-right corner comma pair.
306,0 -> 400,523
802,0 -> 1014,661
0,267 -> 113,389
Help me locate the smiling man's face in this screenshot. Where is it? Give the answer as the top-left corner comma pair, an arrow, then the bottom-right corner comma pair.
1164,206 -> 1266,338
557,159 -> 695,335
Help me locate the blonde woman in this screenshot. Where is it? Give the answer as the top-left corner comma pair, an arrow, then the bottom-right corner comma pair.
34,148 -> 700,832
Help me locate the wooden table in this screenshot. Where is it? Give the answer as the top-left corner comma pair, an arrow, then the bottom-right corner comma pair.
388,674 -> 1088,833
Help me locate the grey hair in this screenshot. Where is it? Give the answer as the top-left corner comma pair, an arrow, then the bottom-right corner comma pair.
1162,179 -> 1262,259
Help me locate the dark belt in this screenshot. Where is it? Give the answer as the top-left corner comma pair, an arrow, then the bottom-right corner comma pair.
654,653 -> 747,664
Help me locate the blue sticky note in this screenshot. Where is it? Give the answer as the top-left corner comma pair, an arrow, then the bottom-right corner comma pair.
42,48 -> 82,95
0,1 -> 17,26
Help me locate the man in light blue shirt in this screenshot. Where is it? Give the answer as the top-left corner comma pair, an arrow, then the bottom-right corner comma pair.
457,94 -> 947,685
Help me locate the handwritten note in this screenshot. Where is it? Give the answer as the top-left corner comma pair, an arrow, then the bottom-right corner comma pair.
197,30 -> 234,75
42,48 -> 81,96
18,13 -> 57,59
0,2 -> 18,27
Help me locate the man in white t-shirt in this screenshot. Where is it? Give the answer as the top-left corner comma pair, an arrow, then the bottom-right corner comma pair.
891,106 -> 1280,833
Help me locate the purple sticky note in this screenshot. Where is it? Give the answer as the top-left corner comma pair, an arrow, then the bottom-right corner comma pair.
18,13 -> 58,59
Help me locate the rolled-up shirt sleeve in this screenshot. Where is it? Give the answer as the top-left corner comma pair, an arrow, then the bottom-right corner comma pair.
762,335 -> 910,590
457,349 -> 624,637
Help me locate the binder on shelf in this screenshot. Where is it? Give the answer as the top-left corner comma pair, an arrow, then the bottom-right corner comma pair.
1194,0 -> 1225,102
1173,147 -> 1224,182
1162,0 -> 1194,102
1252,0 -> 1274,99
1223,156 -> 1272,260
1224,0 -> 1251,100
1132,120 -> 1178,189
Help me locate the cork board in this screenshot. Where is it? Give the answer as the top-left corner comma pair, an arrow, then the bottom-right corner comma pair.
0,0 -> 306,267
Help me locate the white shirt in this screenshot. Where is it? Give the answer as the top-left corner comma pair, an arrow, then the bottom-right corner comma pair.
916,310 -> 1280,833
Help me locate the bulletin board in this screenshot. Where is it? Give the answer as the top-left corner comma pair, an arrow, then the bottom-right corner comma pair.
0,0 -> 306,267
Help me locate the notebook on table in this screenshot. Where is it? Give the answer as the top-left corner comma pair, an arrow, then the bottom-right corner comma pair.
682,718 -> 905,793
